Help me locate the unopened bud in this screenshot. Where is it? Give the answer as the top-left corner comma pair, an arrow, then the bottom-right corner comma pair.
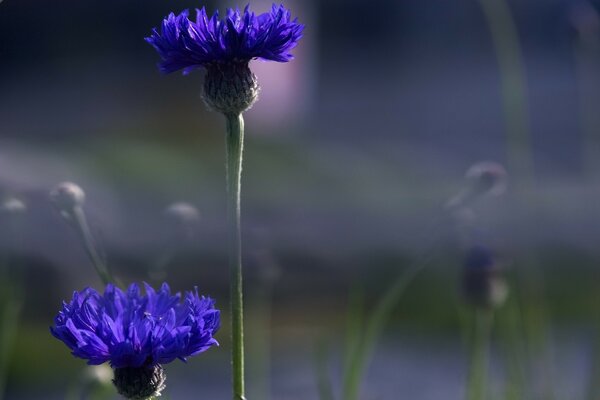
165,202 -> 201,226
0,197 -> 26,214
50,182 -> 86,212
446,162 -> 507,209
465,161 -> 507,198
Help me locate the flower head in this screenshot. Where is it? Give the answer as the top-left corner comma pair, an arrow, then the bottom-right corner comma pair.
146,4 -> 304,74
51,282 -> 220,368
462,245 -> 508,309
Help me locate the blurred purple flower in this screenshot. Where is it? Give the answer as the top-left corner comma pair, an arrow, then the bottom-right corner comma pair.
51,282 -> 220,368
146,4 -> 304,74
462,245 -> 508,308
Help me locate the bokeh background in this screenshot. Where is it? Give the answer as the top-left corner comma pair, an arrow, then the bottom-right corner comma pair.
1,0 -> 599,399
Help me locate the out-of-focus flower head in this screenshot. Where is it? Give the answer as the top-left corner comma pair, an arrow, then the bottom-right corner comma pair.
462,245 -> 508,309
446,161 -> 508,209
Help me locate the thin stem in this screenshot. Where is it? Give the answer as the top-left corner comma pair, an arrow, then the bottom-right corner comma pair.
71,206 -> 114,285
225,113 -> 246,400
586,266 -> 600,400
0,204 -> 24,400
572,19 -> 600,180
478,0 -> 533,187
0,299 -> 21,400
342,286 -> 365,398
479,3 -> 556,398
497,288 -> 528,400
466,308 -> 493,400
315,338 -> 335,400
343,250 -> 436,400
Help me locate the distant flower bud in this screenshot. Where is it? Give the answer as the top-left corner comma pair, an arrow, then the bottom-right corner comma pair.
165,202 -> 201,226
50,182 -> 86,212
465,161 -> 507,197
86,364 -> 112,386
446,162 -> 507,209
462,245 -> 508,309
0,197 -> 26,214
203,62 -> 260,115
113,364 -> 166,400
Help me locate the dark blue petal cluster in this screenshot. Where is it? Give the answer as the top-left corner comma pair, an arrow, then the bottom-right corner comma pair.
51,283 -> 220,368
464,245 -> 495,270
146,4 -> 304,74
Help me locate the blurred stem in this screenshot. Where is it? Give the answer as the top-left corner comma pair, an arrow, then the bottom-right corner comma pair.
315,338 -> 335,400
247,259 -> 275,400
0,298 -> 21,400
497,283 -> 528,400
65,371 -> 114,400
479,2 -> 556,398
71,207 -> 114,286
225,113 -> 246,400
343,258 -> 429,400
0,204 -> 24,400
573,28 -> 600,180
342,286 -> 365,399
586,267 -> 600,400
466,308 -> 493,400
478,0 -> 533,187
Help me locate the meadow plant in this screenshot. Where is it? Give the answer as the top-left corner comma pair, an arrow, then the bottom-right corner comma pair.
334,162 -> 510,400
480,2 -> 555,393
49,181 -> 221,398
462,245 -> 508,400
450,163 -> 508,400
147,5 -> 303,399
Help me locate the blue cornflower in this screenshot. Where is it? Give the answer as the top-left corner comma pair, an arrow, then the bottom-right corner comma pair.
146,4 -> 304,74
51,283 -> 220,399
146,4 -> 304,114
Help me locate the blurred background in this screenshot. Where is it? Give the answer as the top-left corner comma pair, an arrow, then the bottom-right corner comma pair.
0,0 -> 599,399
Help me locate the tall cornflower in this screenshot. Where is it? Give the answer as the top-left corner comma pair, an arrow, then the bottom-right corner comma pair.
147,5 -> 303,399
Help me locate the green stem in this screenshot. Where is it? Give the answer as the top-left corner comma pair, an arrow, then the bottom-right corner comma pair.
342,224 -> 443,400
342,286 -> 365,398
225,113 -> 246,400
0,299 -> 21,400
0,203 -> 24,400
479,3 -> 557,398
315,338 -> 335,400
71,207 -> 114,285
586,267 -> 600,400
343,259 -> 427,400
247,258 -> 274,400
466,308 -> 493,400
498,288 -> 528,400
478,0 -> 533,187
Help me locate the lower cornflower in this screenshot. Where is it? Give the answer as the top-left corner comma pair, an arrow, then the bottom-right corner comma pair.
51,283 -> 220,399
